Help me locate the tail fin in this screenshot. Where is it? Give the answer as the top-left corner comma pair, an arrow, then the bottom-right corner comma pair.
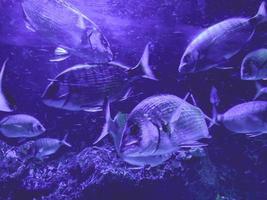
128,42 -> 158,81
61,134 -> 72,147
186,92 -> 217,127
93,99 -> 112,144
251,2 -> 267,24
0,59 -> 13,112
209,86 -> 220,127
254,81 -> 267,100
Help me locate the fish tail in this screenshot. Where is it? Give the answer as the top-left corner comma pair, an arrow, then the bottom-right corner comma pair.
0,58 -> 13,112
209,86 -> 220,127
93,98 -> 112,144
128,42 -> 158,81
251,2 -> 267,25
61,134 -> 72,147
254,81 -> 267,100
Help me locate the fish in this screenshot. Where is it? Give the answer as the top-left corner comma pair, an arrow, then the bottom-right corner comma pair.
0,114 -> 46,138
95,94 -> 210,167
241,48 -> 267,80
42,43 -> 157,112
0,59 -> 14,112
179,2 -> 267,73
21,0 -> 113,63
33,134 -> 71,159
210,86 -> 267,136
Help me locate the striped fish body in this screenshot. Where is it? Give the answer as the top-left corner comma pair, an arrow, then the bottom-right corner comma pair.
120,95 -> 209,157
43,63 -> 130,111
179,2 -> 267,73
22,0 -> 92,46
34,138 -> 61,158
21,0 -> 112,62
219,101 -> 267,134
183,18 -> 253,72
241,48 -> 267,80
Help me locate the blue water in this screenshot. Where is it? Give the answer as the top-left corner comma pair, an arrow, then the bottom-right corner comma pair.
1,0 -> 267,199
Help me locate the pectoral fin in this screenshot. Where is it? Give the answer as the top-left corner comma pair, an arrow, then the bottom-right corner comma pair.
82,106 -> 103,112
179,141 -> 208,148
49,55 -> 70,62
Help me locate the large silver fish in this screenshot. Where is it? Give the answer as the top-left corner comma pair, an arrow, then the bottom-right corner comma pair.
33,135 -> 71,159
241,48 -> 267,80
179,2 -> 267,73
96,94 -> 210,167
0,59 -> 14,112
21,0 -> 113,63
42,43 -> 157,112
0,114 -> 46,138
210,86 -> 267,136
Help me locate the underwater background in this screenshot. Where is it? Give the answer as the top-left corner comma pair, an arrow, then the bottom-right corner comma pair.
1,0 -> 267,199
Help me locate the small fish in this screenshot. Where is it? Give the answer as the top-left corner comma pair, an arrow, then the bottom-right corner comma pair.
210,87 -> 267,136
33,134 -> 71,159
179,2 -> 267,73
21,0 -> 113,63
0,59 -> 14,112
241,48 -> 267,80
95,94 -> 210,166
0,114 -> 46,138
42,43 -> 157,112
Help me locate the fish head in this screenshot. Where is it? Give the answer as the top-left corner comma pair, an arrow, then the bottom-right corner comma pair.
179,49 -> 200,73
241,59 -> 260,80
79,28 -> 113,63
120,119 -> 159,157
32,121 -> 46,136
42,81 -> 77,110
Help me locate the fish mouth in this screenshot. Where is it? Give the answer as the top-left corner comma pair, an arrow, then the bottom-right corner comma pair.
240,74 -> 255,80
120,140 -> 140,157
178,63 -> 194,74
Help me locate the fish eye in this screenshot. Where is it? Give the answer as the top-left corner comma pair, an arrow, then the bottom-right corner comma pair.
183,54 -> 191,63
244,61 -> 254,74
130,124 -> 139,136
100,35 -> 109,48
36,124 -> 43,131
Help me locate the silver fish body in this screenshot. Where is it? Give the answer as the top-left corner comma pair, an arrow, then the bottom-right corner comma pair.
241,48 -> 267,80
0,114 -> 46,138
218,101 -> 267,134
43,63 -> 131,111
120,95 -> 209,158
179,2 -> 267,73
21,0 -> 113,63
42,43 -> 156,112
34,136 -> 71,159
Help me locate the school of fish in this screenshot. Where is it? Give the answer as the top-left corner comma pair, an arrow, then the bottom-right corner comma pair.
0,1 -> 267,167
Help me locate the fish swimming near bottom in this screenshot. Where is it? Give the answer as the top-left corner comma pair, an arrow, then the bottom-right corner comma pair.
33,135 -> 71,159
0,114 -> 46,138
241,48 -> 267,80
42,43 -> 157,112
95,94 -> 210,167
210,86 -> 267,137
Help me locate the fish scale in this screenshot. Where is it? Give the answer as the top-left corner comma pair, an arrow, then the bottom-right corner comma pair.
179,2 -> 267,73
241,48 -> 267,80
22,0 -> 113,63
43,42 -> 156,111
129,95 -> 207,138
121,95 -> 209,159
131,95 -> 182,123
